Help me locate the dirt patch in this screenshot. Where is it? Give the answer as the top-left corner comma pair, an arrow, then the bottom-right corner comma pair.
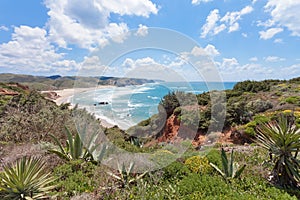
0,143 -> 63,171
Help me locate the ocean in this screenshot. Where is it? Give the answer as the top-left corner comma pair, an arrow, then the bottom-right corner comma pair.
72,82 -> 236,129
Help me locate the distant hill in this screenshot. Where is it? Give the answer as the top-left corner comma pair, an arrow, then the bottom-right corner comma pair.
46,75 -> 62,80
0,73 -> 156,90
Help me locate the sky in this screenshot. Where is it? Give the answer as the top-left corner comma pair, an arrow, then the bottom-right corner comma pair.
0,0 -> 300,82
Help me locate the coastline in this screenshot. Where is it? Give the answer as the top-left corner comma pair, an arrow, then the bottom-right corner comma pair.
42,86 -> 116,128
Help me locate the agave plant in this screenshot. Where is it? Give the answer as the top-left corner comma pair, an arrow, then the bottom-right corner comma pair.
209,148 -> 246,182
256,114 -> 300,188
107,162 -> 148,188
49,126 -> 106,163
0,157 -> 56,199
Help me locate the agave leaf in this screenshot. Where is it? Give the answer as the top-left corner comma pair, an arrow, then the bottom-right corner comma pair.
48,149 -> 70,161
65,126 -> 74,159
49,134 -> 65,155
0,157 -> 55,199
106,172 -> 122,180
256,114 -> 300,187
229,149 -> 234,177
73,131 -> 83,159
234,164 -> 246,179
210,163 -> 225,178
220,148 -> 229,177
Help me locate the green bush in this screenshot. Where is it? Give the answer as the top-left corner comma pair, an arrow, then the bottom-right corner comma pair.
184,155 -> 212,174
206,149 -> 222,169
150,150 -> 177,168
285,96 -> 300,105
177,174 -> 297,200
246,99 -> 273,113
163,161 -> 190,181
243,115 -> 270,137
52,160 -> 98,198
233,80 -> 271,93
173,107 -> 182,116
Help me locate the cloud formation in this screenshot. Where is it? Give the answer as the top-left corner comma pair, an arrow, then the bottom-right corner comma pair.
0,26 -> 76,74
0,26 -> 9,31
135,24 -> 149,37
264,56 -> 285,62
265,0 -> 300,37
45,0 -> 158,49
259,27 -> 283,40
191,0 -> 212,5
201,5 -> 253,38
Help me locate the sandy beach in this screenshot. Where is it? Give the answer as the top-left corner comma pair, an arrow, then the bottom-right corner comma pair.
42,86 -> 116,128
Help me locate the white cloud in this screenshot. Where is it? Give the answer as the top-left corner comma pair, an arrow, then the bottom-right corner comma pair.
216,57 -> 278,81
257,19 -> 275,28
44,0 -> 158,49
228,22 -> 239,33
259,27 -> 283,40
0,26 -> 77,73
220,58 -> 239,69
120,57 -> 185,81
265,0 -> 300,36
203,44 -> 220,57
99,0 -> 158,17
106,23 -> 129,43
0,26 -> 9,31
274,38 -> 283,44
191,0 -> 212,5
189,45 -> 220,58
135,24 -> 148,37
264,56 -> 285,62
221,6 -> 253,33
201,6 -> 253,38
252,0 -> 258,4
242,33 -> 248,37
190,46 -> 205,57
201,9 -> 223,38
249,57 -> 258,62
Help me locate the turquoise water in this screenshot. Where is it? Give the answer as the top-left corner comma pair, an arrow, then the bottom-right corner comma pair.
72,82 -> 236,129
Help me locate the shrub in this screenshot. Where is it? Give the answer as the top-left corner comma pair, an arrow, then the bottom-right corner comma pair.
206,149 -> 222,169
184,155 -> 212,174
150,150 -> 177,168
178,174 -> 297,199
163,161 -> 190,181
243,115 -> 270,137
173,107 -> 182,116
285,96 -> 300,106
52,160 -> 97,198
233,80 -> 270,93
246,99 -> 273,113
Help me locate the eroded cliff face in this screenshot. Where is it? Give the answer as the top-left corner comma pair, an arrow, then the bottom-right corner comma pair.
152,113 -> 245,147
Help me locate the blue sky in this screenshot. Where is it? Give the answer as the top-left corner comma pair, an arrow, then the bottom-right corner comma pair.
0,0 -> 299,81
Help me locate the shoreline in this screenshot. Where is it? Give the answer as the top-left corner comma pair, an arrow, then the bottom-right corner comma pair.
42,86 -> 116,128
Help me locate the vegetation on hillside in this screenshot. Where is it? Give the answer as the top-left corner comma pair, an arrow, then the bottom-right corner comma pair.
0,73 -> 155,90
0,77 -> 300,199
